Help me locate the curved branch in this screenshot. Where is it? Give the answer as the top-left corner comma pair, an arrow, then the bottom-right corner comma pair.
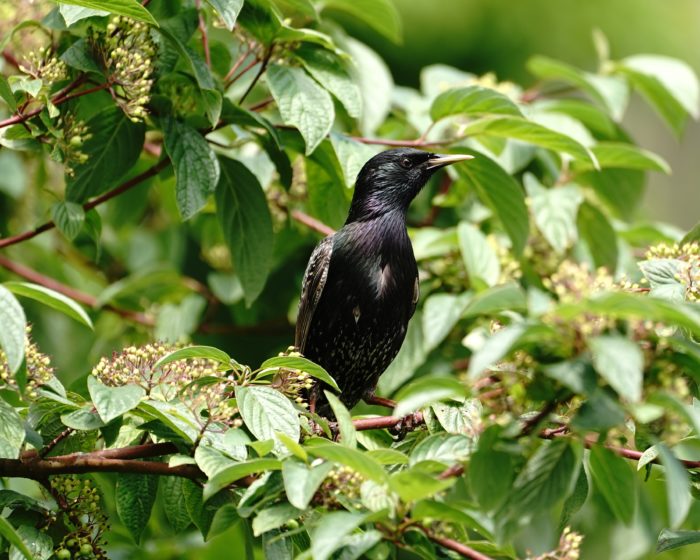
0,158 -> 170,250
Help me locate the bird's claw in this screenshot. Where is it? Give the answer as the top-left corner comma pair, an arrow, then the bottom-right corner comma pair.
389,412 -> 420,440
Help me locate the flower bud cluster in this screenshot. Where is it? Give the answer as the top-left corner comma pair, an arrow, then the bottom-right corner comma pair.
91,342 -> 238,425
98,16 -> 155,121
56,116 -> 91,177
0,326 -> 54,399
314,466 -> 364,509
50,476 -> 108,559
20,46 -> 68,85
529,527 -> 583,560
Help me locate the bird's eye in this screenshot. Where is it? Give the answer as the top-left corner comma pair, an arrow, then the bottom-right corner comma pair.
400,158 -> 412,169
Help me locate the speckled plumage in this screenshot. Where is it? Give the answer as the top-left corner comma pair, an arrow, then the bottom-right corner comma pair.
295,148 -> 472,416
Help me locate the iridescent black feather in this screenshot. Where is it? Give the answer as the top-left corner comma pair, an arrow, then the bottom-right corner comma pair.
295,148 -> 471,416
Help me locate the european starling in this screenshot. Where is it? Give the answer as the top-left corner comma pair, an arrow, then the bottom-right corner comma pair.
295,148 -> 472,416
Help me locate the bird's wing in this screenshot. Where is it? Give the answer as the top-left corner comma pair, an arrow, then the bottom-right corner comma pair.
295,235 -> 334,352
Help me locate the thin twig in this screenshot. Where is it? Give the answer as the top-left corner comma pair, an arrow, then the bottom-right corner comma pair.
238,43 -> 274,104
39,428 -> 74,459
224,51 -> 251,84
0,82 -> 109,130
196,0 -> 211,68
0,158 -> 170,250
417,526 -> 494,560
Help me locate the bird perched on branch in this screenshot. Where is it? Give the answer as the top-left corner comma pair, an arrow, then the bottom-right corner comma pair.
295,148 -> 472,417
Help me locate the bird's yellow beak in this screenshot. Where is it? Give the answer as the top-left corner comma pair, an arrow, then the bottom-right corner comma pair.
426,153 -> 474,169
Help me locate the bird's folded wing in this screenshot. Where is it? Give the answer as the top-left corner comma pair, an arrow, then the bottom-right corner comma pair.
295,235 -> 334,352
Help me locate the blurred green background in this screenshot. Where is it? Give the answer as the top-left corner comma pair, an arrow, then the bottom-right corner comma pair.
348,0 -> 700,230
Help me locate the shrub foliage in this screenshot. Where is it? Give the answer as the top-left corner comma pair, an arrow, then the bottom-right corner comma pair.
1,1 -> 700,558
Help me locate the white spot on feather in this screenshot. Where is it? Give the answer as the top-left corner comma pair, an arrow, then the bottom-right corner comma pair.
353,305 -> 361,324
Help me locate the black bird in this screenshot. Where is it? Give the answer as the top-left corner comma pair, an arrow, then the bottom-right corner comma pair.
295,148 -> 472,416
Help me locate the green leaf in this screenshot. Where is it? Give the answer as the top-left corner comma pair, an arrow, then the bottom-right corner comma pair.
577,168 -> 645,221
431,85 -> 522,121
524,175 -> 583,254
60,406 -> 105,431
682,221 -> 700,245
53,0 -> 157,25
410,433 -> 473,467
457,222 -> 500,286
0,399 -> 25,459
431,399 -> 482,436
0,75 -> 18,112
259,356 -> 340,392
619,55 -> 699,135
345,38 -> 393,136
589,445 -> 636,525
329,134 -> 376,188
324,391 -> 356,448
9,526 -> 52,560
657,529 -> 700,553
116,473 -> 158,542
468,324 -> 527,380
638,259 -> 687,301
377,310 -> 426,394
4,281 -> 93,329
469,446 -> 514,511
235,386 -> 300,454
205,0 -> 243,30
463,283 -> 527,318
527,55 -> 629,120
282,458 -> 334,509
506,439 -> 582,519
157,21 -> 221,125
160,477 -> 192,532
267,65 -> 334,155
59,4 -> 108,25
310,511 -> 382,560
163,116 -> 220,220
66,106 -> 145,202
657,444 -> 691,529
576,201 -> 619,271
589,335 -> 643,402
559,468 -> 589,532
0,285 -> 26,375
464,116 -> 597,166
215,157 -> 273,306
60,38 -> 102,73
422,292 -> 471,353
393,377 -> 465,418
456,150 -> 529,256
154,346 -> 232,369
557,291 -> 700,338
88,375 -> 145,424
307,442 -> 387,482
203,458 -> 282,501
295,45 -> 361,119
389,469 -> 454,502
0,517 -> 33,560
574,142 -> 670,173
252,503 -> 301,537
321,0 -> 401,43
51,200 -> 85,241
138,400 -> 201,443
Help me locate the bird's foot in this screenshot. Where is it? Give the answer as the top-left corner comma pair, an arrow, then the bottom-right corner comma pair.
363,393 -> 397,410
388,412 -> 421,440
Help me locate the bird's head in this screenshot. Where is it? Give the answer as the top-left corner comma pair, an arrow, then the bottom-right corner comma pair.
347,148 -> 473,222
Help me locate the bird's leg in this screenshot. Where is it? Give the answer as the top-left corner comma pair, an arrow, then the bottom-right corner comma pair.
388,412 -> 421,440
362,391 -> 396,410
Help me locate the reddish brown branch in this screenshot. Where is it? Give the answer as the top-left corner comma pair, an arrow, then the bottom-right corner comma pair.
352,412 -> 423,431
239,43 -> 274,104
0,82 -> 109,129
290,210 -> 335,236
0,254 -> 155,326
2,49 -> 20,69
0,158 -> 170,250
0,457 -> 202,479
196,0 -> 211,68
417,526 -> 494,560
